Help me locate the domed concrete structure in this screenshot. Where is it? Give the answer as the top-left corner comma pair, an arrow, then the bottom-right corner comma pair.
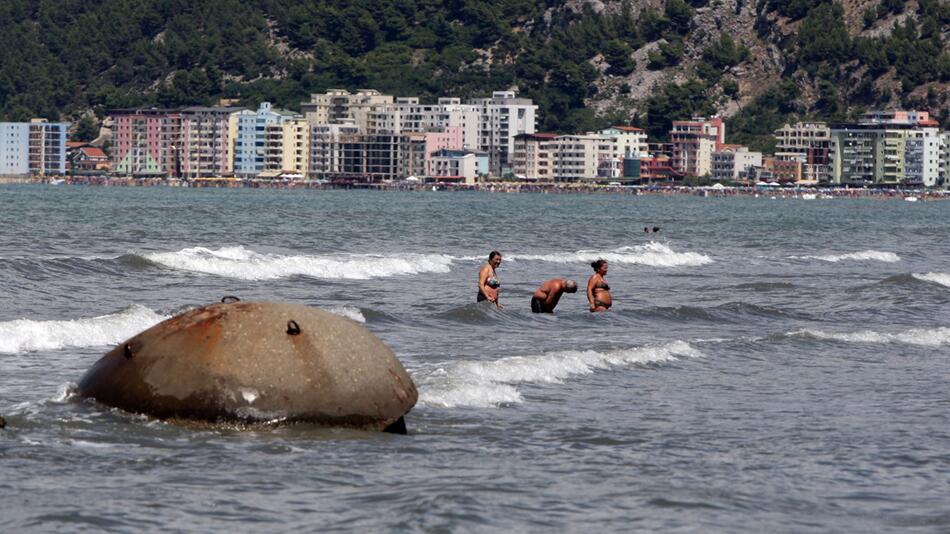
78,301 -> 417,433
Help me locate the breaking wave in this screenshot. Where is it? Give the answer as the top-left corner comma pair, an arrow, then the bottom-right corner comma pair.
791,250 -> 901,263
0,305 -> 169,354
415,340 -> 701,408
511,242 -> 712,267
787,326 -> 950,347
326,305 -> 366,323
142,246 -> 455,280
913,272 -> 950,288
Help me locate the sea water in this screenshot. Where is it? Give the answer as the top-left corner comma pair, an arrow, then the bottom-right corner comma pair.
1,185 -> 949,531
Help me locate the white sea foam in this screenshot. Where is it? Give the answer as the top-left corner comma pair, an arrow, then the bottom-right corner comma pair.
791,326 -> 950,347
913,272 -> 950,288
416,340 -> 701,408
143,246 -> 455,281
326,305 -> 366,323
0,305 -> 169,354
511,242 -> 712,267
792,250 -> 901,263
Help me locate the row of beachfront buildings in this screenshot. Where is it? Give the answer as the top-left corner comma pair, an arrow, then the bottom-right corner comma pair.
1,89 -> 948,187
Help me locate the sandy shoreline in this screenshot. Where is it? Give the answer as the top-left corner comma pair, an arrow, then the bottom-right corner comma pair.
23,175 -> 950,200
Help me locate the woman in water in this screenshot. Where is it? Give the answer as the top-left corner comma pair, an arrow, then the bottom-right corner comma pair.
587,259 -> 612,312
477,251 -> 503,308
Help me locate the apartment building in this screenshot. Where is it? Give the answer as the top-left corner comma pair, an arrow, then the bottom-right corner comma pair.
429,149 -> 489,184
369,97 -> 480,151
0,120 -> 68,176
180,106 -> 244,179
300,89 -> 394,132
828,111 -> 940,186
512,133 -> 558,181
904,126 -> 943,187
711,145 -> 762,181
598,126 -> 649,160
309,124 -> 361,177
230,103 -> 301,178
468,91 -> 538,176
773,122 -> 831,184
551,135 -> 602,182
0,122 -> 30,174
670,117 -> 724,177
111,109 -> 182,177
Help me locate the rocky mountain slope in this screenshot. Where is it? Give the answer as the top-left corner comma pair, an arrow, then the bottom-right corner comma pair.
1,0 -> 947,149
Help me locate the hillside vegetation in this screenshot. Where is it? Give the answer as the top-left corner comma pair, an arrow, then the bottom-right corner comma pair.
1,0 -> 948,150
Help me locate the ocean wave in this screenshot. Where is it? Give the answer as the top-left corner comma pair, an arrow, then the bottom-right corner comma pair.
142,246 -> 455,281
791,250 -> 901,263
913,272 -> 950,288
0,305 -> 169,354
511,242 -> 712,267
325,305 -> 366,323
788,326 -> 950,347
415,340 -> 701,408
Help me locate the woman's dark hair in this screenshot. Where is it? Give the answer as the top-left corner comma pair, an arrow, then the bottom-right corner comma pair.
591,259 -> 607,271
488,251 -> 501,261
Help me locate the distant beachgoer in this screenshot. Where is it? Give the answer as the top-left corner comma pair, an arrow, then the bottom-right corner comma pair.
587,259 -> 612,312
478,251 -> 503,308
531,279 -> 578,313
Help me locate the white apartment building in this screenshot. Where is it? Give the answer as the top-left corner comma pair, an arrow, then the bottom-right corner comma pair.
904,127 -> 943,187
1,120 -> 70,176
773,122 -> 831,184
300,89 -> 394,132
551,134 -> 602,182
369,97 -> 481,151
468,91 -> 538,176
598,126 -> 649,159
0,122 -> 31,174
712,145 -> 762,181
512,133 -> 558,181
429,149 -> 488,184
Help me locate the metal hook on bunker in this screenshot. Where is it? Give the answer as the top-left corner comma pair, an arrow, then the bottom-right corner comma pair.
286,320 -> 301,336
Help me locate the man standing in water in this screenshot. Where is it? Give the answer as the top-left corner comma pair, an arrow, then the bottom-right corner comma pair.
530,279 -> 578,313
477,251 -> 503,308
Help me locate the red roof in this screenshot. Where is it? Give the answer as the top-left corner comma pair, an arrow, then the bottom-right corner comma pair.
80,147 -> 107,158
612,126 -> 644,132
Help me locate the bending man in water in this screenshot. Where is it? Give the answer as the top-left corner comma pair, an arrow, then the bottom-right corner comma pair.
531,279 -> 578,313
477,251 -> 503,308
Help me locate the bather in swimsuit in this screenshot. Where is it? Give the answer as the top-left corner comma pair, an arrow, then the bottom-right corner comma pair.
593,279 -> 611,309
478,276 -> 500,303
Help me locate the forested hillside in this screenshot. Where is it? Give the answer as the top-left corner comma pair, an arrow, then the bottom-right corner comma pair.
1,0 -> 948,150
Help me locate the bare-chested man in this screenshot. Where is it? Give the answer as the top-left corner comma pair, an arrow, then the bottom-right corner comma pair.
530,278 -> 578,313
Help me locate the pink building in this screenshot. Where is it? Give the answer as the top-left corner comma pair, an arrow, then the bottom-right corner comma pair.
423,127 -> 464,175
111,109 -> 182,177
670,117 -> 725,177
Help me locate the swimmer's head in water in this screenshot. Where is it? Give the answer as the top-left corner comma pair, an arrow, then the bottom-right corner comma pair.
564,280 -> 578,293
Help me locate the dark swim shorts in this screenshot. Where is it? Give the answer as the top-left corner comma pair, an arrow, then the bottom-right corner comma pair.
530,296 -> 548,313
